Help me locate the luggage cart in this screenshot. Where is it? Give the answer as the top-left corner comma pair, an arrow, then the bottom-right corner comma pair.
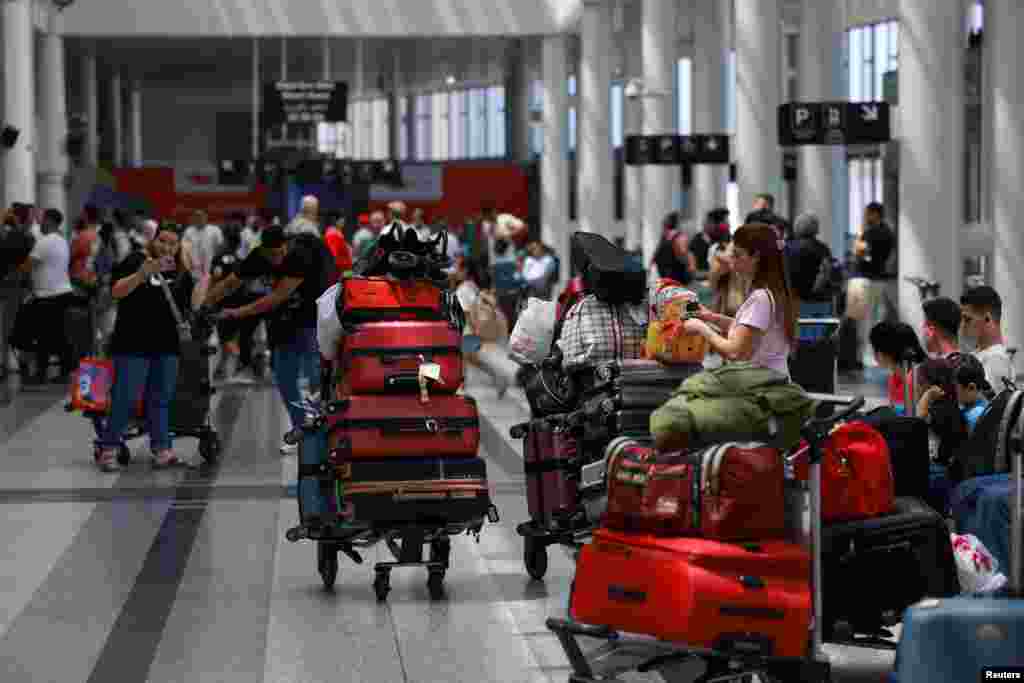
545,396 -> 868,683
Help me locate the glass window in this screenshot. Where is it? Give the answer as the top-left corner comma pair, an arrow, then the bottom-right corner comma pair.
449,91 -> 466,159
398,96 -> 409,160
725,50 -> 736,133
432,91 -> 449,161
677,58 -> 692,135
611,83 -> 623,148
373,98 -> 390,159
469,88 -> 488,158
415,93 -> 432,161
487,86 -> 506,157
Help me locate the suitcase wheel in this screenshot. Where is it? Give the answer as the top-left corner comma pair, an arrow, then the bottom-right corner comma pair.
524,535 -> 549,581
317,542 -> 339,591
373,569 -> 391,602
116,443 -> 132,465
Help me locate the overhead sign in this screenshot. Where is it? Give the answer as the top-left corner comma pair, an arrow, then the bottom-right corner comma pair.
778,102 -> 891,146
624,134 -> 730,165
262,81 -> 349,127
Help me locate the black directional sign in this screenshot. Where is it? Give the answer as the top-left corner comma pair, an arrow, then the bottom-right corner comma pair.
262,81 -> 349,127
778,102 -> 891,146
625,134 -> 731,165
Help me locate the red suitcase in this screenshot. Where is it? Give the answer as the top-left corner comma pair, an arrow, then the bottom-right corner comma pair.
339,321 -> 464,394
337,277 -> 451,323
570,528 -> 811,658
524,417 -> 580,525
327,394 -> 479,459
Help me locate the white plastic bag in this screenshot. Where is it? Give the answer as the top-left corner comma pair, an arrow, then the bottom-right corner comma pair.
316,283 -> 343,362
509,297 -> 558,365
951,533 -> 1007,594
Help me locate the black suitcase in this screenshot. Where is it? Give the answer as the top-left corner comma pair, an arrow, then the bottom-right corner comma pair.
570,232 -> 646,305
576,359 -> 700,396
169,340 -> 213,433
340,457 -> 493,525
584,384 -> 676,412
821,496 -> 959,636
856,408 -> 931,500
604,409 -> 652,437
789,337 -> 837,394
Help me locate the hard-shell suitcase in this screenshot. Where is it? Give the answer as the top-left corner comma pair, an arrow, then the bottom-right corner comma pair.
168,339 -> 213,431
570,231 -> 646,305
523,416 -> 580,526
821,496 -> 960,636
576,358 -> 700,396
338,456 -> 492,525
327,394 -> 480,459
339,321 -> 464,394
336,276 -> 455,324
570,528 -> 812,658
892,392 -> 1024,681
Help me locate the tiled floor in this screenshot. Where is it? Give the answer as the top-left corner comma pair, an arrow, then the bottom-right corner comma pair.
0,352 -> 895,683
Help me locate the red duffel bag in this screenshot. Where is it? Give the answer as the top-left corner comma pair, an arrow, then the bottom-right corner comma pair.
604,439 -> 787,540
791,420 -> 895,522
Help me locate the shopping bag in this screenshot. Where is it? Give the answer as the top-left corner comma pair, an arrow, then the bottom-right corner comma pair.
846,277 -> 870,321
950,533 -> 1007,594
509,297 -> 558,364
69,357 -> 115,413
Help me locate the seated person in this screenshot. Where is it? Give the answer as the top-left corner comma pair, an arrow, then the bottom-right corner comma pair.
869,320 -> 927,414
952,355 -> 992,435
959,285 -> 1014,391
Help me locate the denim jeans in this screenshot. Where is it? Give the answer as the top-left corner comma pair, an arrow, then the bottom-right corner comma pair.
97,353 -> 179,451
272,326 -> 320,431
951,474 -> 1013,571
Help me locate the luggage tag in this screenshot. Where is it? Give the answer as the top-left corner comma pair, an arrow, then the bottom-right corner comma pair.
418,362 -> 443,404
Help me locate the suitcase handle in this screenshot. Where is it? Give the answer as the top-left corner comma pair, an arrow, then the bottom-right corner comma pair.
380,353 -> 428,365
384,373 -> 420,389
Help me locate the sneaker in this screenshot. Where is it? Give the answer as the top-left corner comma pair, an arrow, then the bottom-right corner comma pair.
279,428 -> 302,455
95,448 -> 121,473
152,449 -> 183,469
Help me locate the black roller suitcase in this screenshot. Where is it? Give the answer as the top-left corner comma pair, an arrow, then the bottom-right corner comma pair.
821,496 -> 959,636
604,409 -> 652,437
168,339 -> 213,433
576,359 -> 700,396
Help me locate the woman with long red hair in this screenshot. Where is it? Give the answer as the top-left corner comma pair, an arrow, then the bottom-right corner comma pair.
682,223 -> 797,375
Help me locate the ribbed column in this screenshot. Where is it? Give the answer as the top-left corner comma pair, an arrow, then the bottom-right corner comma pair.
2,0 -> 36,205
81,51 -> 99,167
578,0 -> 615,238
692,0 -> 728,232
110,70 -> 123,167
38,6 -> 68,215
128,80 -> 143,167
542,35 -> 570,290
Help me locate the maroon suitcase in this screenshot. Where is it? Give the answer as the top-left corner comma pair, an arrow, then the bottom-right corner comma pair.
339,321 -> 464,394
327,394 -> 480,460
524,417 -> 580,526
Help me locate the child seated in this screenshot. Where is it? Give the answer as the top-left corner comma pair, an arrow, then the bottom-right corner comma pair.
953,355 -> 992,435
869,321 -> 928,414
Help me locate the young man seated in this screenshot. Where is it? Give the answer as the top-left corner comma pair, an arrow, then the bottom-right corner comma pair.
959,286 -> 1014,391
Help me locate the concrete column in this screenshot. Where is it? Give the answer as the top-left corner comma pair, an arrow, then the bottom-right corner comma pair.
505,39 -> 533,163
797,0 -> 841,250
578,0 -> 615,238
692,0 -> 728,234
640,0 -> 678,264
623,56 -> 643,252
988,0 -> 1024,352
81,51 -> 99,167
251,38 -> 260,159
2,0 -> 36,206
38,6 -> 68,215
896,0 -> 966,330
542,35 -> 570,290
109,70 -> 123,167
389,50 -> 402,159
128,80 -> 142,166
734,0 -> 782,218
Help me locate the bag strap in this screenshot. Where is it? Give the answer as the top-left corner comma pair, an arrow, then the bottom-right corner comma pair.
154,272 -> 189,331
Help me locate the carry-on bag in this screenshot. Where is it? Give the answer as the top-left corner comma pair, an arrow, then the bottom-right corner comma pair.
337,456 -> 492,525
570,231 -> 646,305
169,339 -> 214,431
69,357 -> 115,413
856,408 -> 931,500
892,394 -> 1024,680
336,276 -> 458,324
821,496 -> 960,636
339,320 -> 464,394
575,358 -> 702,398
790,420 -> 896,523
952,388 -> 1024,481
327,394 -> 480,459
603,439 -> 786,540
522,416 -> 581,526
570,528 -> 812,658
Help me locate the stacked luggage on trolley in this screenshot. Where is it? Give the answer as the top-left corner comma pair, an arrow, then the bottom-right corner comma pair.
284,224 -> 499,601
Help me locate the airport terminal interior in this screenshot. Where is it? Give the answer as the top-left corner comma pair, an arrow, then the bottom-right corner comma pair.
0,0 -> 1022,682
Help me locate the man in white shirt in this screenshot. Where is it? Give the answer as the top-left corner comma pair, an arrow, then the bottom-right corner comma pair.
960,286 -> 1015,391
286,196 -> 322,237
521,239 -> 557,299
18,209 -> 77,382
411,208 -> 431,241
182,210 -> 224,308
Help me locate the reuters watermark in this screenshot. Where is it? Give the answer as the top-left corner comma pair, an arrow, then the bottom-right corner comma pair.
983,668 -> 1024,681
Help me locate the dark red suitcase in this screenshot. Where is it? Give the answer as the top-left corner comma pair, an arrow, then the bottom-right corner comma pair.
524,416 -> 580,526
339,321 -> 464,394
327,394 -> 480,460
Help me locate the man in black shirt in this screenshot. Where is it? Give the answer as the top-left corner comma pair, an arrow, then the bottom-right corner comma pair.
849,202 -> 897,367
204,226 -> 337,453
786,212 -> 836,317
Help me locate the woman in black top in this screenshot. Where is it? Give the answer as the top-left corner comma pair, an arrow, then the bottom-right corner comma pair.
94,227 -> 195,472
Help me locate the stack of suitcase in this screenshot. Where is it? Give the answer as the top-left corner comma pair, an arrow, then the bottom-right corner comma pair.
296,276 -> 495,533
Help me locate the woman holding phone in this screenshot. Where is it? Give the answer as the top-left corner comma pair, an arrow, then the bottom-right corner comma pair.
93,226 -> 196,472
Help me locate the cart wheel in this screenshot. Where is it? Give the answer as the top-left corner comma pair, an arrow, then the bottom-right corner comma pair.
317,543 -> 338,590
373,571 -> 391,602
198,432 -> 221,463
116,443 -> 132,465
427,570 -> 445,600
524,536 -> 548,581
429,537 -> 451,568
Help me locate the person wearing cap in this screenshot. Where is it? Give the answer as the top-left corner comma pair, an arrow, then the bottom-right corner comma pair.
786,211 -> 836,318
203,226 -> 337,454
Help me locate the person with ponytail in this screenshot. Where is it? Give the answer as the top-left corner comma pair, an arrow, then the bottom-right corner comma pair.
93,226 -> 196,472
681,223 -> 797,376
